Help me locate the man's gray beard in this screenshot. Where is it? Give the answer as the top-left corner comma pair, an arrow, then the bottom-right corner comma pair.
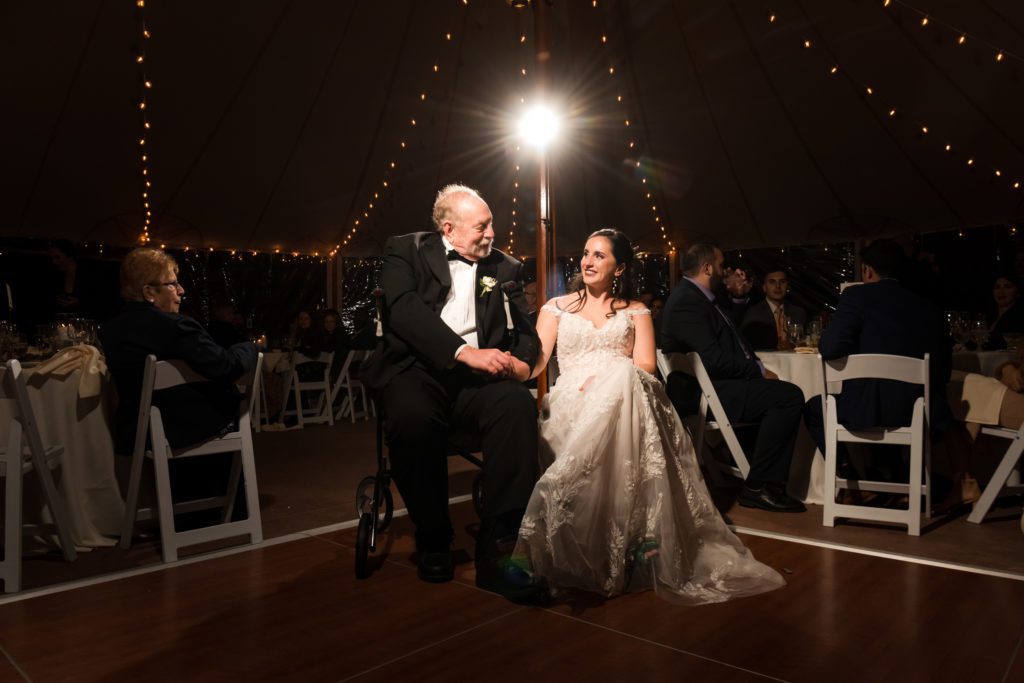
474,243 -> 493,258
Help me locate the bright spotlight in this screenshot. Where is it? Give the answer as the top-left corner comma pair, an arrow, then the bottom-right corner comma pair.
517,105 -> 560,149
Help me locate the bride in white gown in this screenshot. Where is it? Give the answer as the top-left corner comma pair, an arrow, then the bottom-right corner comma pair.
514,229 -> 784,604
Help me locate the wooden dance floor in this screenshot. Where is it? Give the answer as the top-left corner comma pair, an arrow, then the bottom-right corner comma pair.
0,500 -> 1022,682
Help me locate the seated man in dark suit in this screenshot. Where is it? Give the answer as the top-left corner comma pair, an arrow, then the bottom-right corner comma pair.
740,269 -> 808,350
661,243 -> 806,513
361,184 -> 545,602
803,239 -> 952,467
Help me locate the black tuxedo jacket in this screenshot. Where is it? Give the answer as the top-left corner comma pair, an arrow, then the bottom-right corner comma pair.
100,301 -> 258,455
819,279 -> 952,431
661,278 -> 762,415
361,232 -> 539,393
740,300 -> 808,351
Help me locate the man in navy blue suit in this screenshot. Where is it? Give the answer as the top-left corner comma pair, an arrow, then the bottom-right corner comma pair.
804,239 -> 952,461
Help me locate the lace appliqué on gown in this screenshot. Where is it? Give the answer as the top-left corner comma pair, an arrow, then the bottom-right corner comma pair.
516,304 -> 785,604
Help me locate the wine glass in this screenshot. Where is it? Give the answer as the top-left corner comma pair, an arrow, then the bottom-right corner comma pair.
787,320 -> 805,349
807,319 -> 823,348
969,320 -> 989,349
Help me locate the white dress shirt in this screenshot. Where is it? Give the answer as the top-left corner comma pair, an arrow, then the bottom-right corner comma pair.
440,236 -> 478,358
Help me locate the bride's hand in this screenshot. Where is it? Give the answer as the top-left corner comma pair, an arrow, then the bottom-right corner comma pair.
504,352 -> 531,382
578,376 -> 595,392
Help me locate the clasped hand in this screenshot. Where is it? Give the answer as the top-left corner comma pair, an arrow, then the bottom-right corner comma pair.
459,346 -> 529,382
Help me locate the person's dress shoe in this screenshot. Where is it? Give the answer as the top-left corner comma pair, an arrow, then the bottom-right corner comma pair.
738,483 -> 806,513
417,550 -> 454,583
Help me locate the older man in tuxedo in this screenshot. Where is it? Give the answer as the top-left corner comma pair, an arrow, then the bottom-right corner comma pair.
362,184 -> 544,601
661,243 -> 806,512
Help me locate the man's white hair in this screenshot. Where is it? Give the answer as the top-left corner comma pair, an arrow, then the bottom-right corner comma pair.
432,184 -> 484,232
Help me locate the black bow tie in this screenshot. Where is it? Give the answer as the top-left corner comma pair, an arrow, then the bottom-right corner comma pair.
447,249 -> 474,265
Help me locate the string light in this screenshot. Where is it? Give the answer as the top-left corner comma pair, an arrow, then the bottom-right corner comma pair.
135,0 -> 153,245
594,3 -> 672,251
883,0 -> 1022,66
340,0 -> 470,251
770,8 -> 1024,195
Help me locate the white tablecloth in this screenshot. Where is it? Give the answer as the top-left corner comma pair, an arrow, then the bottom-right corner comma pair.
758,351 -> 826,505
0,367 -> 124,549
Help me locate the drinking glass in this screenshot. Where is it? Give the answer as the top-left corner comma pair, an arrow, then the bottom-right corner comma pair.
787,320 -> 805,348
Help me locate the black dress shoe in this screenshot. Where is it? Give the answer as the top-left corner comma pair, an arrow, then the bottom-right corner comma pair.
417,550 -> 454,583
738,483 -> 806,513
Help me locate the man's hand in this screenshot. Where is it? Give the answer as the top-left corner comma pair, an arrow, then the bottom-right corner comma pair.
457,346 -> 514,378
723,267 -> 753,298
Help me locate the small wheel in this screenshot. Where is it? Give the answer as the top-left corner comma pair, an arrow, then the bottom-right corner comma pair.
356,476 -> 394,532
375,485 -> 394,533
355,512 -> 373,579
355,476 -> 376,518
472,472 -> 484,519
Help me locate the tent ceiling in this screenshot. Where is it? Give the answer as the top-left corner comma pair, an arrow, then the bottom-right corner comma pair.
3,0 -> 1024,256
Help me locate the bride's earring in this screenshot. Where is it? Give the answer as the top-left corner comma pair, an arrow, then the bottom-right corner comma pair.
612,275 -> 620,296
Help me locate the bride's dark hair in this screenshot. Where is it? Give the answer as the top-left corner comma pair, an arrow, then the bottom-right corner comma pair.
566,228 -> 636,318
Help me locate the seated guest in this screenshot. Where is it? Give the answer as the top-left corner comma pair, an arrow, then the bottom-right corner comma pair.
102,248 -> 257,454
288,309 -> 326,382
803,239 -> 952,471
985,274 -> 1024,350
48,239 -> 86,318
207,302 -> 246,349
943,352 -> 1024,511
361,183 -> 544,601
661,243 -> 806,513
740,269 -> 808,350
321,308 -> 351,379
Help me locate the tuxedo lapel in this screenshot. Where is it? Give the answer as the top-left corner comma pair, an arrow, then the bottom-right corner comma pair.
421,234 -> 452,290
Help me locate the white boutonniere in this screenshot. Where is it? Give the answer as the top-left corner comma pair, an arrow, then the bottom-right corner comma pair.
479,276 -> 497,297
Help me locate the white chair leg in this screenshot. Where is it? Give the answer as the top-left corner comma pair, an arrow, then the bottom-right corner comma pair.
222,452 -> 243,523
907,418 -> 924,536
347,384 -> 356,424
119,448 -> 147,550
31,452 -> 77,562
823,399 -> 838,528
968,437 -> 1024,523
239,433 -> 263,545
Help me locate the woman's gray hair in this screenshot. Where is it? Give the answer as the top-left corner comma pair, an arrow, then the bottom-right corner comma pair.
432,184 -> 483,232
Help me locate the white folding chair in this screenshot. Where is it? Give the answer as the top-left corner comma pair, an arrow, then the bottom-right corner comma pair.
331,350 -> 374,423
0,359 -> 77,592
119,353 -> 264,562
282,351 -> 335,427
820,353 -> 931,536
656,350 -> 753,486
967,424 -> 1024,524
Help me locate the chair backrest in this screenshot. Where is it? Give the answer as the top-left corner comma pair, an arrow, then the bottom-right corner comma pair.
294,351 -> 333,366
137,353 -> 264,455
1,359 -> 47,463
819,353 -> 930,424
656,351 -> 725,417
655,349 -> 695,381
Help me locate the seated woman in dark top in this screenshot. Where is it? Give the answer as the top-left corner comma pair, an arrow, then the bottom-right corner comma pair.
986,274 -> 1024,350
100,247 -> 257,456
290,309 -> 327,382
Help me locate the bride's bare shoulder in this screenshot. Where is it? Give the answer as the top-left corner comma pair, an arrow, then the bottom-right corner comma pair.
625,300 -> 650,312
546,293 -> 583,311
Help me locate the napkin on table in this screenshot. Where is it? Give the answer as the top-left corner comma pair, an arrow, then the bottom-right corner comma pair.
33,345 -> 107,398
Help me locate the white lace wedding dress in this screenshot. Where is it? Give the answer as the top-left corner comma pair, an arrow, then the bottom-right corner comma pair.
516,304 -> 785,603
